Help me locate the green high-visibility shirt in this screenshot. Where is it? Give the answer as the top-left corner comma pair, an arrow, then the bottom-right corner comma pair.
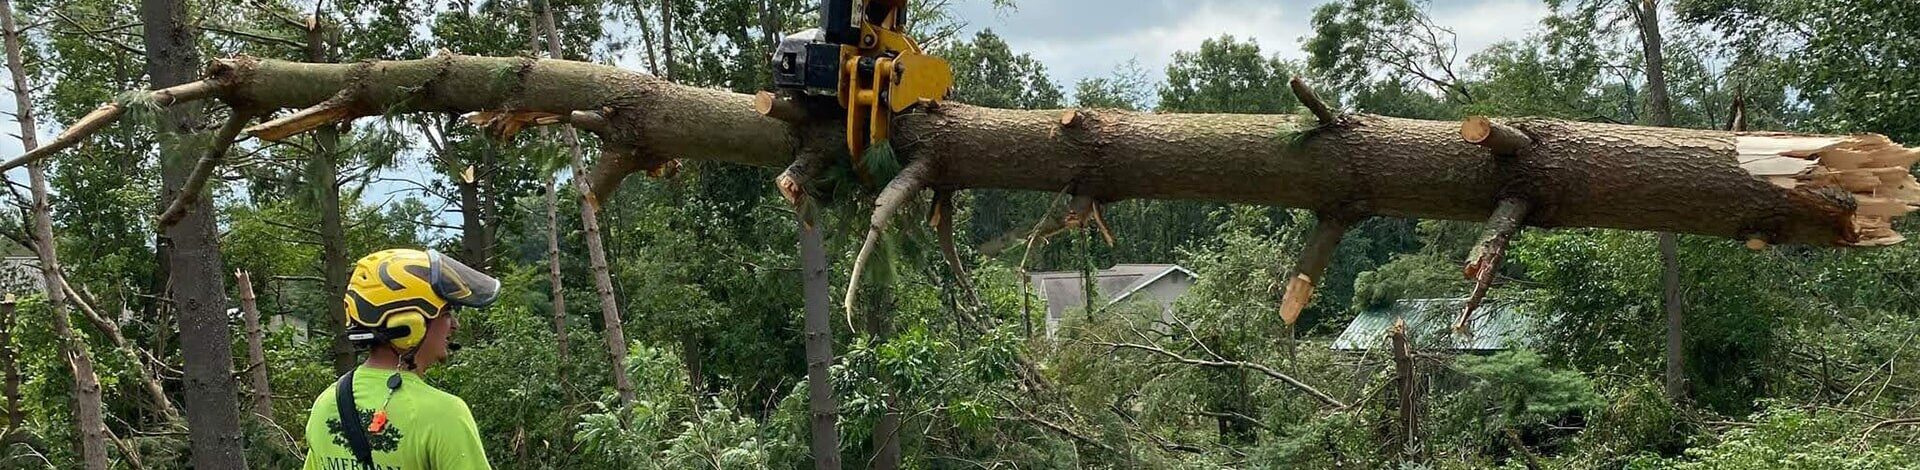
303,366 -> 491,470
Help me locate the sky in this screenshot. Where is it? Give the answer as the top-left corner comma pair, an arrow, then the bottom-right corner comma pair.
943,0 -> 1552,96
0,0 -> 1554,222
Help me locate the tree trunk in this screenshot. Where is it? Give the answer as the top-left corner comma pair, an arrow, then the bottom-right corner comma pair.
683,333 -> 704,408
533,0 -> 633,407
5,3 -> 111,467
457,144 -> 496,269
797,208 -> 843,470
1389,319 -> 1419,461
301,16 -> 356,375
546,176 -> 570,388
0,297 -> 19,440
660,0 -> 674,81
148,57 -> 1919,249
236,271 -> 272,417
1631,0 -> 1689,401
141,0 -> 248,466
865,285 -> 902,470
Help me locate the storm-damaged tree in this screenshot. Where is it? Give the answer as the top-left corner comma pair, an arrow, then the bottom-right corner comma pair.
9,31 -> 1920,469
140,0 -> 248,466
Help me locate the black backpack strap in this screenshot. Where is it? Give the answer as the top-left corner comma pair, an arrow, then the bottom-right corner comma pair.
336,370 -> 376,470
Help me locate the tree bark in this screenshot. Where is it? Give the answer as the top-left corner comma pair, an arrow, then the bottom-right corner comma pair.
141,0 -> 248,466
304,19 -> 355,375
1631,0 -> 1689,402
545,176 -> 570,388
236,271 -> 272,417
797,204 -> 843,470
149,56 -> 1918,249
5,3 -> 112,467
865,285 -> 902,470
0,297 -> 19,441
533,0 -> 633,408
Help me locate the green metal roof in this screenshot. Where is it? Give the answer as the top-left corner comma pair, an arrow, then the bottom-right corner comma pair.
1329,298 -> 1536,351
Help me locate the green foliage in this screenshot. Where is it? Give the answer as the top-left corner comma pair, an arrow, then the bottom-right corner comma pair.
1630,405 -> 1920,469
939,29 -> 1065,109
1158,35 -> 1300,114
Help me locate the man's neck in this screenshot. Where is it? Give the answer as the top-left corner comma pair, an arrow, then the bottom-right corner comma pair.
362,347 -> 426,374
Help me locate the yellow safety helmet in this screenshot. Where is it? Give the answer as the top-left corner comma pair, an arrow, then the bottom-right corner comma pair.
342,249 -> 499,350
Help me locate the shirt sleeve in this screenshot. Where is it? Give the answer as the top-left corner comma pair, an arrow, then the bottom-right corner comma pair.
430,397 -> 492,469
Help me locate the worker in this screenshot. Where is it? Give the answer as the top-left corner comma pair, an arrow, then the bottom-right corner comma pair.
303,248 -> 497,470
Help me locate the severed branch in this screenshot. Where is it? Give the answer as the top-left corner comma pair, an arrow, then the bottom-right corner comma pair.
845,157 -> 934,323
245,93 -> 359,141
0,79 -> 224,172
1278,211 -> 1360,325
157,112 -> 253,229
1461,116 -> 1532,155
1457,197 -> 1530,331
1091,340 -> 1347,409
1289,77 -> 1338,125
931,189 -> 987,323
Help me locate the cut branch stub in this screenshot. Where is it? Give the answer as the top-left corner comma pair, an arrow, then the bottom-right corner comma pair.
1461,116 -> 1531,155
1458,197 -> 1531,332
1279,212 -> 1359,325
844,157 -> 933,322
755,91 -> 813,124
1288,77 -> 1338,125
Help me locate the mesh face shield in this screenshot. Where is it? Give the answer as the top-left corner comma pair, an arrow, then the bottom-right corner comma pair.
427,250 -> 500,309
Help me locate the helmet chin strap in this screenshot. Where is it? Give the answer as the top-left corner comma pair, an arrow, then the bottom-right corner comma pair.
399,346 -> 420,371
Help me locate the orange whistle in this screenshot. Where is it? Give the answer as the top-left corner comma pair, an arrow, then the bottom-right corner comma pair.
368,410 -> 389,434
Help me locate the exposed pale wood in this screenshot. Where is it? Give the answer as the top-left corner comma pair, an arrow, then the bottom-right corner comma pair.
235,271 -> 271,417
245,96 -> 358,141
1461,116 -> 1531,155
1278,212 -> 1357,325
1735,133 -> 1920,245
754,91 -> 812,123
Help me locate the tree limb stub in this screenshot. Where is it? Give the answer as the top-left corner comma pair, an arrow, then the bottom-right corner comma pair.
1461,116 -> 1532,155
1279,212 -> 1359,325
157,112 -> 252,229
845,157 -> 934,323
1458,197 -> 1531,331
32,56 -> 1920,247
1289,77 -> 1338,125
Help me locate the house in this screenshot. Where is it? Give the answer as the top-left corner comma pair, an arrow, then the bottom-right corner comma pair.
1029,264 -> 1196,337
1330,298 -> 1536,352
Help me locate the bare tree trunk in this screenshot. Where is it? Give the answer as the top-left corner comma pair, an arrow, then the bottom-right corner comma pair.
546,176 -> 570,387
0,297 -> 19,440
1390,319 -> 1419,461
534,0 -> 633,407
797,208 -> 843,470
660,0 -> 674,81
457,144 -> 496,269
4,3 -> 111,467
1631,0 -> 1688,402
302,18 -> 355,375
236,271 -> 271,417
865,285 -> 901,470
140,0 -> 248,466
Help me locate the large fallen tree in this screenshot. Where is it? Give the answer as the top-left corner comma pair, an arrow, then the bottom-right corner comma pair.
17,53 -> 1920,313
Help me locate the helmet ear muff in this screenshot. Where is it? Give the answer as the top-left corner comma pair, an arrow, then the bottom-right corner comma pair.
384,312 -> 428,351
